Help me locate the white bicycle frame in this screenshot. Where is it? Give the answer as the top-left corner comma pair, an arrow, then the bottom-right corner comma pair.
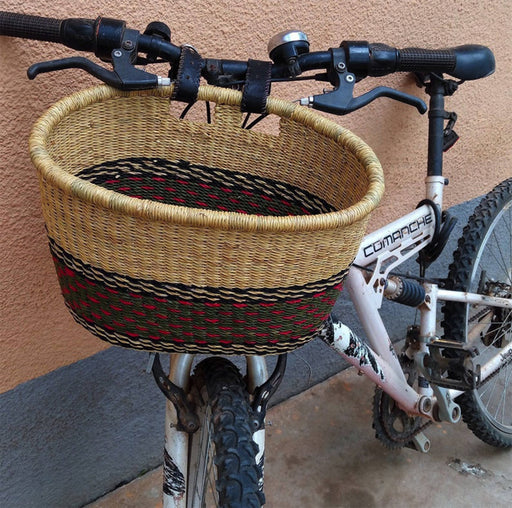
162,175 -> 512,506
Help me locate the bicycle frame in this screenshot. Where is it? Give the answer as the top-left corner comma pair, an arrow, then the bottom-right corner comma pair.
161,75 -> 512,506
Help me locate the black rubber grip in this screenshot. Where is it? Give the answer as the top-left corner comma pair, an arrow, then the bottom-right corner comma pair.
0,11 -> 63,42
398,47 -> 456,73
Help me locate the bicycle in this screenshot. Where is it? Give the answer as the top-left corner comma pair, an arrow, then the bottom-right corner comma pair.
1,11 -> 510,508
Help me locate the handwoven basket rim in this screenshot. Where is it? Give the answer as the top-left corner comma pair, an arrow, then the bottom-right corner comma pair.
29,84 -> 384,233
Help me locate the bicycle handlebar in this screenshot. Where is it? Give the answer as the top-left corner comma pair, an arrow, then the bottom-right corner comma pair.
0,11 -> 496,114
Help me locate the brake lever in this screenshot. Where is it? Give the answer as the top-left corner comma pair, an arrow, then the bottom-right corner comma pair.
300,48 -> 427,115
27,51 -> 169,90
27,26 -> 172,90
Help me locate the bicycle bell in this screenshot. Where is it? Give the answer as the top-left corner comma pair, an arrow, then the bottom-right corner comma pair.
268,30 -> 309,75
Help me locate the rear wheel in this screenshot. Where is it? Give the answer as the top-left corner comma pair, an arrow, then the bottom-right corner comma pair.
187,358 -> 264,507
443,178 -> 512,447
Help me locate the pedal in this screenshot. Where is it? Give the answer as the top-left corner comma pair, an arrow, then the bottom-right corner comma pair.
423,339 -> 481,390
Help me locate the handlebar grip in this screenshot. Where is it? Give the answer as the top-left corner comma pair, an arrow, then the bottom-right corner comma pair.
0,11 -> 63,42
397,47 -> 456,74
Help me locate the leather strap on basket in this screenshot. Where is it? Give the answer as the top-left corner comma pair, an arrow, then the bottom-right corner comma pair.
241,59 -> 272,114
172,46 -> 203,103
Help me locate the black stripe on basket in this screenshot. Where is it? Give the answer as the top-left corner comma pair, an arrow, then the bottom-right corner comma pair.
49,238 -> 348,304
76,157 -> 337,216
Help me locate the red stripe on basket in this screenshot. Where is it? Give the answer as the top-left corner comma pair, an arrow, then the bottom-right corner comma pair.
257,318 -> 272,323
233,303 -> 248,308
154,297 -> 167,303
232,334 -> 246,338
229,198 -> 240,204
279,330 -> 293,335
281,314 -> 297,320
220,187 -> 233,193
173,198 -> 186,204
176,179 -> 189,185
101,309 -> 111,316
132,310 -> 146,316
192,310 -> 205,316
260,194 -> 272,201
219,339 -> 233,345
218,206 -> 229,211
141,186 -> 154,190
143,304 -> 157,310
205,319 -> 219,324
146,320 -> 158,326
149,335 -> 162,340
110,305 -> 122,311
128,177 -> 143,181
236,210 -> 248,214
196,201 -> 209,207
259,302 -> 275,307
207,193 -> 220,200
255,333 -> 269,337
119,299 -> 133,306
195,339 -> 208,345
88,296 -> 100,304
204,302 -> 221,307
179,300 -> 194,306
91,313 -> 102,320
165,187 -> 176,192
106,287 -> 119,294
301,208 -> 312,215
155,314 -> 167,319
158,330 -> 171,335
125,317 -> 136,323
314,291 -> 326,298
153,196 -> 165,200
334,283 -> 344,291
218,326 -> 232,331
112,321 -> 125,327
152,177 -> 166,182
281,200 -> 291,206
269,325 -> 282,329
287,299 -> 302,304
199,183 -> 211,189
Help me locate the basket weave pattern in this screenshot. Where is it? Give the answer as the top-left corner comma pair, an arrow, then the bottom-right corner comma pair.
30,85 -> 384,354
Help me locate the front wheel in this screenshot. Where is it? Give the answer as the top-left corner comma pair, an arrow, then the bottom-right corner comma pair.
443,178 -> 512,447
187,358 -> 264,507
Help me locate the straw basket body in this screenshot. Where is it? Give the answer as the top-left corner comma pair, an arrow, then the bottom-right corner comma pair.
29,85 -> 384,355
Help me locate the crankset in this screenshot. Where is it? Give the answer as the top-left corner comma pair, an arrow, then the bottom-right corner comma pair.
372,355 -> 430,449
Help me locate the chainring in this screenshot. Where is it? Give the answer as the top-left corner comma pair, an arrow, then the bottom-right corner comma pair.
372,355 -> 429,448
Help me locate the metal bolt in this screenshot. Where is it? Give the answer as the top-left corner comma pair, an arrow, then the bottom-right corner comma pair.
113,50 -> 123,58
425,295 -> 431,303
336,62 -> 346,72
345,74 -> 355,83
123,40 -> 134,50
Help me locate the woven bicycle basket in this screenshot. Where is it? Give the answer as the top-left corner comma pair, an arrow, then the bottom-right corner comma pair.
29,84 -> 384,355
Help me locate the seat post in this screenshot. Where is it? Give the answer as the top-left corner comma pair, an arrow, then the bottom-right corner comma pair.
426,76 -> 448,178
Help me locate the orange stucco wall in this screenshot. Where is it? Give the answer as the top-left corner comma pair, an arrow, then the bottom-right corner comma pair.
1,0 -> 510,393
